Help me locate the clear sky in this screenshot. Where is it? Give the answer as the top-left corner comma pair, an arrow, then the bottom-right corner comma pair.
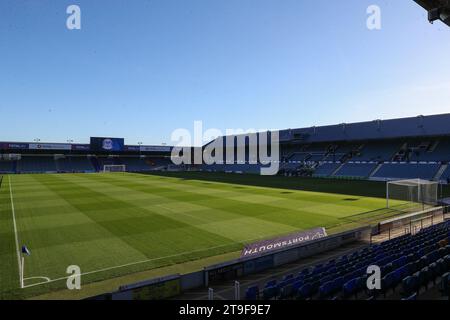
1,0 -> 449,145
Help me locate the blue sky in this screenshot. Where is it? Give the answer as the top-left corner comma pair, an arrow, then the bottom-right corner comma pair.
1,0 -> 449,145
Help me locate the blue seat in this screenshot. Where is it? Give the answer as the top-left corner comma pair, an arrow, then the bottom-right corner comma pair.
442,245 -> 449,255
435,258 -> 446,276
265,279 -> 277,288
262,286 -> 278,300
401,275 -> 419,298
319,281 -> 335,299
393,256 -> 407,268
311,265 -> 323,275
417,248 -> 425,258
420,267 -> 432,288
439,272 -> 450,297
333,276 -> 344,289
390,268 -> 405,289
418,256 -> 428,269
343,278 -> 360,298
327,267 -> 337,275
296,283 -> 312,300
406,253 -> 416,262
428,250 -> 439,262
444,255 -> 450,270
245,285 -> 259,300
283,274 -> 294,282
293,275 -> 304,283
422,255 -> 432,266
320,274 -> 334,285
292,280 -> 303,293
428,262 -> 439,284
404,262 -> 416,275
380,273 -> 394,296
414,271 -> 427,290
299,268 -> 310,276
343,273 -> 354,283
401,292 -> 417,300
279,284 -> 294,299
276,281 -> 287,291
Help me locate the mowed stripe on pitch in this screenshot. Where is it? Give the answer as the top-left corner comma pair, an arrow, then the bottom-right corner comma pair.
61,173 -> 301,242
67,173 -> 384,240
2,172 -> 390,293
9,174 -> 149,281
85,173 -> 382,229
32,174 -> 238,260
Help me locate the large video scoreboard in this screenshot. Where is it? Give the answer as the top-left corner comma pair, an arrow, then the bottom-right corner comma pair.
90,137 -> 125,152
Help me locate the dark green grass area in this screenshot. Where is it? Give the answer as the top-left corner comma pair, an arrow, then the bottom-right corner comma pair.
145,171 -> 450,198
0,172 -> 437,299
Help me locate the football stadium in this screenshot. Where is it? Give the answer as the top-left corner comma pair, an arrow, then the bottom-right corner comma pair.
1,0 -> 450,311
1,113 -> 450,301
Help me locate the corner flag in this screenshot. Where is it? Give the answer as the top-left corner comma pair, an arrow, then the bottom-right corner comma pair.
22,245 -> 31,256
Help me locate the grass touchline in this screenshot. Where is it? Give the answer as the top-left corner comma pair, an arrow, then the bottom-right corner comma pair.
8,176 -> 23,289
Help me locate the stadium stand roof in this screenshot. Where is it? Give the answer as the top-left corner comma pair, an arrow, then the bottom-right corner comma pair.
280,113 -> 450,143
0,141 -> 173,153
414,0 -> 450,26
2,114 -> 450,150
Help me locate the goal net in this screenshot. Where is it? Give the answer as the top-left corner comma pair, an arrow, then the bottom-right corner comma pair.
103,165 -> 126,173
386,179 -> 438,210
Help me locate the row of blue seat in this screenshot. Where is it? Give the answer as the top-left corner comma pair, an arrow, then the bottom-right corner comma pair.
245,220 -> 450,300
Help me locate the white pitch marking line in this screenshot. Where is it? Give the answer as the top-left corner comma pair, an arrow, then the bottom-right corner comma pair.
22,276 -> 52,288
21,233 -> 279,289
24,276 -> 51,282
8,176 -> 23,288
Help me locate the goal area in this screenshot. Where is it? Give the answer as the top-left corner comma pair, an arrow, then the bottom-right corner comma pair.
103,165 -> 126,173
386,179 -> 438,209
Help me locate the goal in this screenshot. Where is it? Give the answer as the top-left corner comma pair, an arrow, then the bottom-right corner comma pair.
386,179 -> 438,209
103,165 -> 126,173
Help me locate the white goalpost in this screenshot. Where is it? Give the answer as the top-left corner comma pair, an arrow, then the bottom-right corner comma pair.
386,179 -> 438,209
103,165 -> 126,173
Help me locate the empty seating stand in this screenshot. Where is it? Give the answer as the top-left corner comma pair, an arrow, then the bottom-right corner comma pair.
335,163 -> 377,178
56,157 -> 95,173
17,156 -> 57,173
244,220 -> 450,300
313,163 -> 341,176
120,157 -> 171,172
373,163 -> 441,180
351,142 -> 402,162
440,165 -> 450,182
8,156 -> 173,174
0,160 -> 15,173
120,157 -> 151,172
409,140 -> 450,162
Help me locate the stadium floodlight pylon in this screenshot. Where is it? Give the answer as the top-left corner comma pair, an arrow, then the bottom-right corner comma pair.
103,165 -> 126,173
386,179 -> 438,210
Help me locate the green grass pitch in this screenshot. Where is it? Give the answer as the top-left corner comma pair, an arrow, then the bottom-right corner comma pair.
0,172 -> 407,299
